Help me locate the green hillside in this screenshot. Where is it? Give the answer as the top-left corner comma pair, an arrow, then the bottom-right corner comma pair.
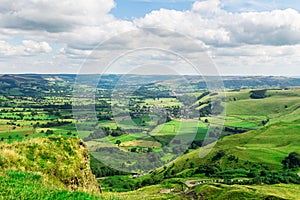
119,89 -> 300,199
191,183 -> 300,200
0,171 -> 99,200
0,136 -> 102,199
0,75 -> 300,200
109,182 -> 300,200
160,99 -> 300,174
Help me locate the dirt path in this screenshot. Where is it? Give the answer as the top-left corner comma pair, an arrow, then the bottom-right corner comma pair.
185,180 -> 201,188
159,189 -> 173,194
96,177 -> 108,180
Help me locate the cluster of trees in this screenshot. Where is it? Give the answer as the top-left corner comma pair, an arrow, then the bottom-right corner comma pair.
45,130 -> 54,135
101,176 -> 138,192
198,103 -> 212,117
155,152 -> 300,186
6,121 -> 21,127
209,153 -> 300,185
128,105 -> 174,127
39,120 -> 72,128
171,163 -> 300,186
97,114 -> 112,121
247,169 -> 300,185
212,150 -> 226,162
96,151 -> 300,192
282,152 -> 300,169
224,126 -> 249,134
90,155 -> 128,178
197,91 -> 210,100
250,89 -> 267,99
133,85 -> 171,99
261,118 -> 270,126
0,107 -> 68,121
84,126 -> 127,141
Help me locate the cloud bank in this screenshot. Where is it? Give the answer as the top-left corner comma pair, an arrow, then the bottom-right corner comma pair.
0,0 -> 299,75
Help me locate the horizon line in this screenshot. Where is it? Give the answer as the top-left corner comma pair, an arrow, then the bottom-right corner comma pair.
0,73 -> 299,78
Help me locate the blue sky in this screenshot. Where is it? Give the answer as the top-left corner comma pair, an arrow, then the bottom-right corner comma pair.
111,0 -> 193,19
111,0 -> 300,20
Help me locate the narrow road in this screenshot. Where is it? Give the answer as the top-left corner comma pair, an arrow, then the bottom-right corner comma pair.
185,180 -> 202,188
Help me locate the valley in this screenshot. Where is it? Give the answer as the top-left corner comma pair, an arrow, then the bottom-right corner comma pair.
0,74 -> 299,199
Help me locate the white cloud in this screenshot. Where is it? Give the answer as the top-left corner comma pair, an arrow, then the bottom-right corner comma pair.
0,0 -> 136,66
0,0 -> 116,32
0,0 -> 135,50
225,8 -> 300,46
192,0 -> 223,16
136,0 -> 300,46
0,40 -> 52,56
0,0 -> 299,75
22,40 -> 52,54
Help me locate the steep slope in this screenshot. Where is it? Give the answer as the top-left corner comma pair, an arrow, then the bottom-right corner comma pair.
0,136 -> 99,194
157,105 -> 300,176
0,171 -> 99,200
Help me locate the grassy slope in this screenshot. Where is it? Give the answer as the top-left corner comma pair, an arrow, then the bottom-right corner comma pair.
1,89 -> 299,199
113,182 -> 300,200
0,137 -> 130,200
0,136 -> 99,194
192,183 -> 300,200
158,90 -> 300,173
164,117 -> 300,174
102,90 -> 300,200
0,171 -> 99,200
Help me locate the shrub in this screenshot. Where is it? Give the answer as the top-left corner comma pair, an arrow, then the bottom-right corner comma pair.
212,150 -> 226,162
282,152 -> 300,169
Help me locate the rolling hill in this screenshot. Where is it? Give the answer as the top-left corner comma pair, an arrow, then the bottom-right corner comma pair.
158,89 -> 300,174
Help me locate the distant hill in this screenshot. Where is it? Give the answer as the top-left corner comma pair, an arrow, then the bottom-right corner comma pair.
0,74 -> 300,97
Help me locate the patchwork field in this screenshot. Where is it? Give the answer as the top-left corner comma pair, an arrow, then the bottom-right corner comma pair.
1,74 -> 300,199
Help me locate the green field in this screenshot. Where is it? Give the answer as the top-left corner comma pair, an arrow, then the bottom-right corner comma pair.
142,98 -> 183,107
1,74 -> 300,199
159,118 -> 300,173
0,171 -> 100,200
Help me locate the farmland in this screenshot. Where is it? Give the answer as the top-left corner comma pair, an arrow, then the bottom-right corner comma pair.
0,74 -> 300,199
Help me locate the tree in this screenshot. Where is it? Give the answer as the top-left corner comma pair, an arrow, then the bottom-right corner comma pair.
116,140 -> 121,147
166,114 -> 172,122
282,152 -> 300,169
46,129 -> 54,135
212,150 -> 226,161
250,89 -> 267,99
248,169 -> 259,178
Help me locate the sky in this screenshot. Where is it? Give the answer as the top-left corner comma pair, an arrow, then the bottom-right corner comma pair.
0,0 -> 300,76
